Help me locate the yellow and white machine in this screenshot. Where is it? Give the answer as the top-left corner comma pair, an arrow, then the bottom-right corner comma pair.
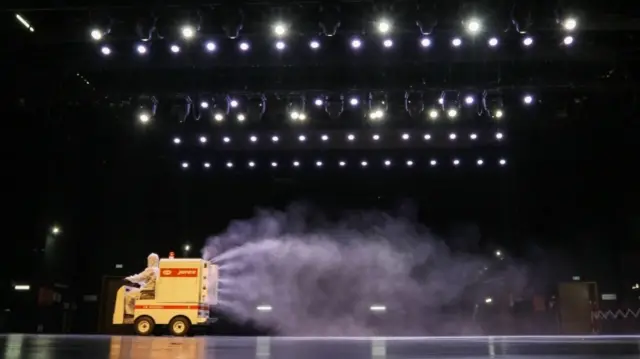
112,258 -> 219,336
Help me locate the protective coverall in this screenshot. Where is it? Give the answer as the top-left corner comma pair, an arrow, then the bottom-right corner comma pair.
124,253 -> 160,315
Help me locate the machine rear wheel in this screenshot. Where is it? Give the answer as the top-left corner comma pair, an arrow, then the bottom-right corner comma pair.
168,316 -> 191,336
134,316 -> 155,336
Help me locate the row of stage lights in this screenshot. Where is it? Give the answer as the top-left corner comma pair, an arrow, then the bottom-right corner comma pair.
179,158 -> 508,170
173,131 -> 505,145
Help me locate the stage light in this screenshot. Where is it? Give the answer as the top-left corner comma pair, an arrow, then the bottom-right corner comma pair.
470,133 -> 477,140
453,159 -> 460,166
452,38 -> 462,47
239,42 -> 250,51
488,37 -> 499,47
563,18 -> 577,31
464,96 -> 474,105
287,95 -> 306,122
205,42 -> 216,52
136,44 -> 147,54
449,133 -> 457,140
428,109 -> 439,119
314,98 -> 323,106
223,136 -> 231,143
237,114 -> 246,122
181,162 -> 189,169
310,40 -> 320,49
523,37 -> 534,46
378,19 -> 391,34
402,133 -> 410,141
347,134 -> 355,141
351,38 -> 362,49
200,101 -> 209,109
298,135 -> 306,142
361,161 -> 368,167
90,29 -> 103,40
372,134 -> 380,141
496,132 -> 504,140
383,39 -> 393,48
430,159 -> 437,166
204,162 -> 211,169
523,95 -> 534,104
271,162 -> 278,168
499,158 -> 507,166
199,136 -> 207,143
321,134 -> 329,141
477,159 -> 484,166
226,162 -> 233,168
271,135 -> 279,142
369,110 -> 384,120
173,137 -> 181,144
101,46 -> 111,55
423,134 -> 431,140
465,18 -> 481,34
273,23 -> 287,37
495,109 -> 504,118
563,36 -> 574,46
139,113 -> 150,123
384,160 -> 391,166
230,99 -> 239,108
170,44 -> 180,53
214,113 -> 224,122
406,160 -> 414,167
349,97 -> 359,106
339,161 -> 346,167
420,38 -> 432,47
250,135 -> 257,143
16,14 -> 34,32
181,25 -> 195,39
293,161 -> 300,167
316,161 -> 323,167
275,41 -> 286,50
447,108 -> 458,118
248,161 -> 255,168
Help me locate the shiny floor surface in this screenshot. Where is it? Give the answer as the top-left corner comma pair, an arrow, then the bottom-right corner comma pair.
2,335 -> 640,358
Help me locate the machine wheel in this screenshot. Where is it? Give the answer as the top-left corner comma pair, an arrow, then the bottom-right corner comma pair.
134,316 -> 155,336
168,316 -> 191,336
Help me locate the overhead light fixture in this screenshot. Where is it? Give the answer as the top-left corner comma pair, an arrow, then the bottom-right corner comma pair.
16,14 -> 35,32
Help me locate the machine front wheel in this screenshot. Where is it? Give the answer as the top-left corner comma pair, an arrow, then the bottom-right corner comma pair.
168,316 -> 191,336
134,316 -> 155,336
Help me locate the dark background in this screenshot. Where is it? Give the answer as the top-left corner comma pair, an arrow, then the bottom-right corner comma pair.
2,0 -> 639,330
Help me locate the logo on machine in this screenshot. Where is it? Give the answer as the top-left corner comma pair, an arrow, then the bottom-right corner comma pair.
160,268 -> 199,277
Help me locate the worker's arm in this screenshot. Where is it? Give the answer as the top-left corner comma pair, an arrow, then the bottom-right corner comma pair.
126,267 -> 155,283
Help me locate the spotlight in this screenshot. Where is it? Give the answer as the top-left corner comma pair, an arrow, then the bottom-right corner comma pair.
248,161 -> 255,168
136,44 -> 147,54
205,42 -> 217,52
101,46 -> 112,55
339,161 -> 346,167
90,29 -> 103,40
214,113 -> 224,122
465,18 -> 481,34
477,159 -> 484,166
361,161 -> 368,167
453,159 -> 460,166
200,101 -> 209,109
226,161 -> 233,168
369,110 -> 384,120
315,161 -> 323,167
423,134 -> 431,140
321,134 -> 329,141
181,162 -> 189,169
173,137 -> 181,144
449,133 -> 457,140
384,160 -> 391,166
523,95 -> 534,104
496,132 -> 504,140
293,161 -> 300,167
372,134 -> 380,141
470,133 -> 477,140
464,96 -> 474,105
452,38 -> 462,47
230,99 -> 239,108
522,37 -> 534,46
430,159 -> 437,166
347,134 -> 355,141
273,22 -> 287,37
275,41 -> 286,50
563,36 -> 574,46
495,109 -> 504,118
447,108 -> 458,118
349,97 -> 359,106
298,135 -> 306,142
199,136 -> 207,143
351,38 -> 362,49
239,42 -> 250,51
428,109 -> 438,119
406,160 -> 414,167
314,98 -> 323,106
488,37 -> 499,47
139,113 -> 150,123
401,133 -> 410,141
562,18 -> 577,31
310,40 -> 320,49
383,39 -> 393,48
271,162 -> 278,168
499,158 -> 507,166
420,37 -> 432,47
170,44 -> 180,53
271,135 -> 279,142
377,20 -> 391,34
250,135 -> 257,143
223,136 -> 231,143
237,114 -> 246,122
204,162 -> 211,169
181,25 -> 196,39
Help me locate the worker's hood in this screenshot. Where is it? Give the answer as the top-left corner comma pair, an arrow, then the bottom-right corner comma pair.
147,253 -> 159,267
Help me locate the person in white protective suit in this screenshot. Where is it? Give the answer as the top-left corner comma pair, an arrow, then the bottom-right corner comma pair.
123,253 -> 160,316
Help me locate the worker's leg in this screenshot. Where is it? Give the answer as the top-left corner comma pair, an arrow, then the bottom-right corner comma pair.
124,288 -> 141,315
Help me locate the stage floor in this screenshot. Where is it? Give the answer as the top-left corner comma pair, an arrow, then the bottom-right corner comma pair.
2,334 -> 640,358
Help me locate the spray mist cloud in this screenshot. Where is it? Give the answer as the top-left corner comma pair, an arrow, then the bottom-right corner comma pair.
203,203 -> 529,336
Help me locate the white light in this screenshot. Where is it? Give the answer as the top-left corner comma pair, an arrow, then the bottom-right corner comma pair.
347,134 -> 355,141
181,162 -> 189,169
199,136 -> 207,143
485,297 -> 493,304
310,40 -> 320,49
449,133 -> 457,140
314,98 -> 323,106
298,135 -> 306,142
470,133 -> 477,140
488,37 -> 499,47
237,114 -> 246,122
205,42 -> 216,52
378,21 -> 391,34
452,38 -> 462,47
204,162 -> 211,168
496,132 -> 504,140
90,29 -> 102,40
453,159 -> 460,166
14,285 -> 30,291
467,19 -> 481,33
298,113 -> 307,121
349,97 -> 359,106
420,38 -> 432,47
248,161 -> 255,168
370,305 -> 386,312
170,45 -> 180,53
139,113 -> 150,123
361,161 -> 368,167
423,134 -> 431,140
271,136 -> 279,142
226,162 -> 233,168
447,109 -> 458,118
563,18 -> 577,31
271,162 -> 278,168
495,109 -> 504,118
351,38 -> 362,49
499,158 -> 507,166
200,101 -> 209,109
563,36 -> 574,46
428,110 -> 438,119
477,159 -> 484,166
136,45 -> 147,54
181,26 -> 195,39
406,160 -> 414,167
524,95 -> 533,104
402,133 -> 410,140
339,161 -> 346,167
384,160 -> 391,166
239,42 -> 250,51
230,100 -> 239,108
273,23 -> 287,36
430,159 -> 437,166
316,161 -> 323,167
223,136 -> 231,143
214,113 -> 224,122
256,305 -> 272,312
275,41 -> 286,50
321,134 -> 329,141
290,111 -> 300,120
438,98 -> 444,105
293,161 -> 300,167
250,135 -> 257,143
372,134 -> 380,141
383,39 -> 393,48
173,137 -> 181,144
465,96 -> 474,105
101,46 -> 111,55
523,37 -> 534,46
